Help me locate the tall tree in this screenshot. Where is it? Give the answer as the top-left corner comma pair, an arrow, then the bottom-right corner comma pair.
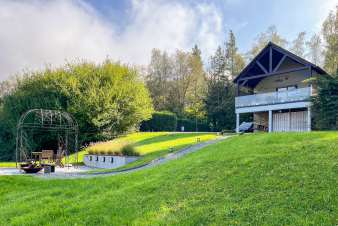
306,33 -> 323,65
291,31 -> 306,57
248,25 -> 288,59
168,50 -> 195,116
225,30 -> 246,79
185,45 -> 207,122
206,30 -> 246,131
146,49 -> 172,111
322,5 -> 338,75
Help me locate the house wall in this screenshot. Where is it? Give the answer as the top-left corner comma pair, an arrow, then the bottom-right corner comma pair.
255,69 -> 310,93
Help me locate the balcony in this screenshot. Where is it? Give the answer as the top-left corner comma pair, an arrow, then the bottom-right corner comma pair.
235,87 -> 311,108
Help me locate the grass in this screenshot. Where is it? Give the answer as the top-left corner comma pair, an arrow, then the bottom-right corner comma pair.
0,132 -> 337,225
0,162 -> 16,168
69,132 -> 218,170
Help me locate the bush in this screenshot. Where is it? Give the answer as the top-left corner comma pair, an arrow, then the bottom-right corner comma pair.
121,144 -> 139,156
0,60 -> 153,160
140,111 -> 177,131
176,118 -> 210,132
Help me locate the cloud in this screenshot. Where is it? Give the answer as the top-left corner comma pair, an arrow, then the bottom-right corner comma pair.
0,0 -> 223,81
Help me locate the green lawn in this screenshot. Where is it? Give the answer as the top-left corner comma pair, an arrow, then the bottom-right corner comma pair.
0,132 -> 337,225
0,162 -> 16,168
70,132 -> 218,170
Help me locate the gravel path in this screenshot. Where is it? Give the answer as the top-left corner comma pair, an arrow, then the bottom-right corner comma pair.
2,136 -> 230,179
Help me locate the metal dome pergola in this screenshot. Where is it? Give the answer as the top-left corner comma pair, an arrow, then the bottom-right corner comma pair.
15,109 -> 79,167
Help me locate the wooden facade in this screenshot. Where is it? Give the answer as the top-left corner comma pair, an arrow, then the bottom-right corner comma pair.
233,42 -> 327,133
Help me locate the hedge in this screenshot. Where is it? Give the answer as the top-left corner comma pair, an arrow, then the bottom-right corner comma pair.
140,111 -> 177,131
176,118 -> 210,132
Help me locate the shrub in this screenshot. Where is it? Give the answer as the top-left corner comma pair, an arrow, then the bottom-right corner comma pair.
0,60 -> 154,160
140,111 -> 177,131
121,144 -> 139,156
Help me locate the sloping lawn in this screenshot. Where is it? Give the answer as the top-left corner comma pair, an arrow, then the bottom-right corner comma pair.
0,132 -> 337,225
0,162 -> 16,168
70,132 -> 218,170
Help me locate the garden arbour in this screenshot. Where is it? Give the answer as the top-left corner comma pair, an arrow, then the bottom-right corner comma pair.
15,109 -> 79,167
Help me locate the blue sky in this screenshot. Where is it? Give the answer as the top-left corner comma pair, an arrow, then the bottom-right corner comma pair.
85,0 -> 337,52
0,0 -> 336,81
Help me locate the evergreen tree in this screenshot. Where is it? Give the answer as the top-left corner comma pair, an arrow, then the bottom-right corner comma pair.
225,30 -> 246,79
206,30 -> 245,131
312,70 -> 338,130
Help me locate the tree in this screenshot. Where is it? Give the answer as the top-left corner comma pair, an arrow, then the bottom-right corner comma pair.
312,70 -> 338,130
291,31 -> 306,57
146,49 -> 173,111
0,61 -> 153,160
225,30 -> 246,79
322,6 -> 338,75
185,45 -> 207,130
306,33 -> 323,65
168,50 -> 194,116
248,25 -> 288,59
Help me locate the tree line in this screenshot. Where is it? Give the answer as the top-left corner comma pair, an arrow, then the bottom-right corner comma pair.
144,6 -> 337,131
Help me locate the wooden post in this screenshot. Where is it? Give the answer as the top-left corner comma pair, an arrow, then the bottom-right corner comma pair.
268,110 -> 273,132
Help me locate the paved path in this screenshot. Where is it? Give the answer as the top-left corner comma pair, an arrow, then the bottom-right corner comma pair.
2,136 -> 230,179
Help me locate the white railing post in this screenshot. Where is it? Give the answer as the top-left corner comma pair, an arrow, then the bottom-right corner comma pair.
268,110 -> 273,133
307,106 -> 311,131
236,113 -> 240,133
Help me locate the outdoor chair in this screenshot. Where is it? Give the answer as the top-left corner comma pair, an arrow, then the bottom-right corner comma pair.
41,150 -> 54,164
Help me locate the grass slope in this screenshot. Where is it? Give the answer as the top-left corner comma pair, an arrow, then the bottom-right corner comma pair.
70,132 -> 217,170
0,162 -> 16,168
0,132 -> 337,225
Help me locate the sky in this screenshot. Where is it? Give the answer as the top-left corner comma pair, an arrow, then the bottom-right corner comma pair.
0,0 -> 337,81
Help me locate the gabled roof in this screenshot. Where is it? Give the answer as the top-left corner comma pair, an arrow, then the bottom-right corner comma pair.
233,42 -> 328,86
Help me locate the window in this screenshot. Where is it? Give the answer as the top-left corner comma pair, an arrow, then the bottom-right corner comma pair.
96,156 -> 98,161
102,157 -> 106,162
111,157 -> 114,163
89,156 -> 92,161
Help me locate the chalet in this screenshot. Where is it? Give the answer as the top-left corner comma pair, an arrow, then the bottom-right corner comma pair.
234,42 -> 328,132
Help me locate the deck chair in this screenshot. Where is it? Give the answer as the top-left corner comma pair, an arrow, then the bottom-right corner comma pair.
41,150 -> 54,164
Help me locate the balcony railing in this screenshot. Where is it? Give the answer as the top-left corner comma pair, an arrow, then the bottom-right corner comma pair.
235,87 -> 311,108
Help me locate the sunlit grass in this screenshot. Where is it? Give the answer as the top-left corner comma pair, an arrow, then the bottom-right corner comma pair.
68,132 -> 218,169
1,132 -> 337,225
0,162 -> 16,167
